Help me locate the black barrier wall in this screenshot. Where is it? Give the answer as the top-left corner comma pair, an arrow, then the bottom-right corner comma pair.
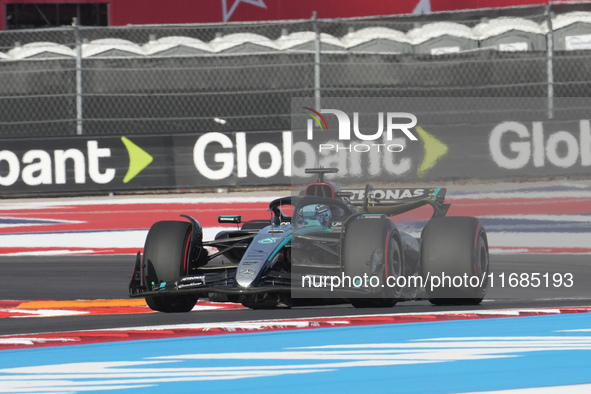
0,132 -> 290,195
1,119 -> 590,196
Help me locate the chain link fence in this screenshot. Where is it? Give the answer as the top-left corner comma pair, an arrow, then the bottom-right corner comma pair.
0,3 -> 590,138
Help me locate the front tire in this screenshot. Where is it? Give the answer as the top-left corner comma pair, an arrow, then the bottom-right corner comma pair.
420,217 -> 489,305
144,221 -> 198,313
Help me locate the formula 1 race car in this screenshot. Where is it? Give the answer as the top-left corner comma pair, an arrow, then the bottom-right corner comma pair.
129,168 -> 489,312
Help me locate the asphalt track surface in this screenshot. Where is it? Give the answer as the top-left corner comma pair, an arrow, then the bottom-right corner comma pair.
1,254 -> 591,336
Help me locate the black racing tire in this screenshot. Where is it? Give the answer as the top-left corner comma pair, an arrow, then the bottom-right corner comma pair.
143,221 -> 198,313
420,217 -> 489,305
343,217 -> 403,308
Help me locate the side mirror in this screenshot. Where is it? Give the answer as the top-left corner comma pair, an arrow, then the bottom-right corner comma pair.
218,215 -> 242,224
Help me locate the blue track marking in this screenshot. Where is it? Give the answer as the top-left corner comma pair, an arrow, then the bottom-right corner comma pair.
398,217 -> 591,234
481,217 -> 591,234
1,313 -> 591,393
450,185 -> 591,195
0,217 -> 66,226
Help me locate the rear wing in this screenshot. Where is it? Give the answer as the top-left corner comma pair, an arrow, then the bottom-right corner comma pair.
340,186 -> 449,217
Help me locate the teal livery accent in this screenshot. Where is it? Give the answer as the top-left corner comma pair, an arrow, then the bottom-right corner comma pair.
293,224 -> 333,236
267,234 -> 292,262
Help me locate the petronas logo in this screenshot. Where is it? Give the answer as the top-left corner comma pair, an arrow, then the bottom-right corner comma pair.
121,137 -> 153,183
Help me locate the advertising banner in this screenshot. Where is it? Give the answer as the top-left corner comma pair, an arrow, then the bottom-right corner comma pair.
290,97 -> 591,186
0,135 -> 174,195
0,132 -> 292,195
173,131 -> 291,188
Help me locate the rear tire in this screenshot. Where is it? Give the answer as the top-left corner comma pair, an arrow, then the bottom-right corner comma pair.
420,217 -> 489,305
144,221 -> 198,313
343,218 -> 403,308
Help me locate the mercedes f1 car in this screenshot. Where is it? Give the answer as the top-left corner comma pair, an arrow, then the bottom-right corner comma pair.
129,168 -> 489,312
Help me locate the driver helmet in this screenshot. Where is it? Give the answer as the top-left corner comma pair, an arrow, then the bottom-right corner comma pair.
298,204 -> 332,226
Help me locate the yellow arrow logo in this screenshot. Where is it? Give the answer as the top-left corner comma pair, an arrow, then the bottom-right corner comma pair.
416,126 -> 448,177
121,137 -> 153,183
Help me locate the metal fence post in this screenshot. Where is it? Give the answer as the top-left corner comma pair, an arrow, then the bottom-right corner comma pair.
546,4 -> 554,120
313,11 -> 321,111
73,18 -> 83,135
